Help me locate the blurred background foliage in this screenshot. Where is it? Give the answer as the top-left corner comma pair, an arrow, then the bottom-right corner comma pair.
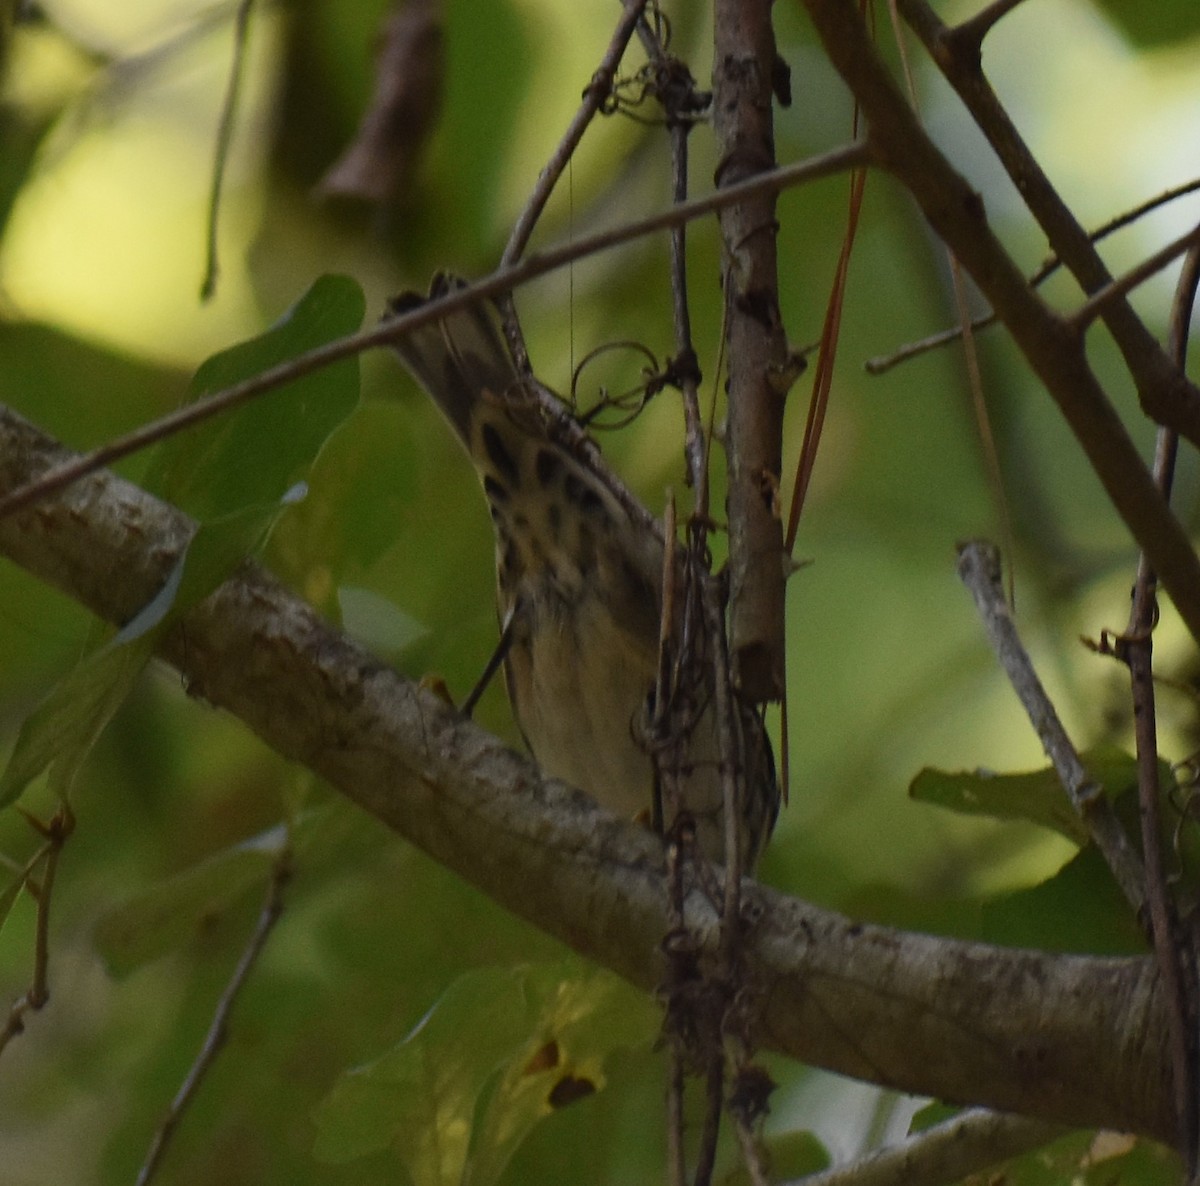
0,0 -> 1199,1182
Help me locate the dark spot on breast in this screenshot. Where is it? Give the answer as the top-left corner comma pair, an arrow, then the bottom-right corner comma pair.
536,448 -> 563,487
499,537 -> 522,585
576,523 -> 597,577
564,471 -> 607,521
483,475 -> 509,503
481,422 -> 519,485
546,501 -> 562,542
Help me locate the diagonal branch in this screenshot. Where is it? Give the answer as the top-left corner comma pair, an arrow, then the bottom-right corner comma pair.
897,0 -> 1200,444
0,403 -> 1177,1144
796,0 -> 1200,651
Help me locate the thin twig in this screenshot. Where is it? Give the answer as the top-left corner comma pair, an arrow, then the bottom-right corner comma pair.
635,12 -> 709,511
500,0 -> 648,270
199,0 -> 254,301
496,0 -> 650,364
136,851 -> 290,1186
1118,238 -> 1200,1171
866,175 -> 1200,374
802,0 -> 1200,656
732,1112 -> 772,1186
896,0 -> 1200,441
0,140 -> 868,524
694,1049 -> 724,1186
948,0 -> 1031,50
0,808 -> 72,1060
1068,223 -> 1200,332
956,540 -> 1146,912
784,1108 -> 1063,1186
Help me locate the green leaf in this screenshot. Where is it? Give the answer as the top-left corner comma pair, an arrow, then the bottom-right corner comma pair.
958,1127 -> 1177,1186
0,487 -> 301,809
0,279 -> 361,811
312,961 -> 659,1185
908,746 -> 1153,844
1089,0 -> 1200,48
0,632 -> 153,809
313,964 -> 536,1178
467,963 -> 659,1186
983,846 -> 1146,955
145,274 -> 363,522
93,825 -> 288,977
336,585 -> 429,657
116,489 -> 305,643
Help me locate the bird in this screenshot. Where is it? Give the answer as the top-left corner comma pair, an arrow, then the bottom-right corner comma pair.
387,273 -> 778,870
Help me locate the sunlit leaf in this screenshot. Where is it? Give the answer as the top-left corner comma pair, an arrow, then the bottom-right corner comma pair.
337,585 -> 429,657
312,960 -> 658,1184
313,964 -> 535,1178
466,963 -> 659,1186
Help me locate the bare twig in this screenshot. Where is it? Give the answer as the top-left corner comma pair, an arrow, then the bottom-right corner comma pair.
500,0 -> 649,270
1068,223 -> 1200,332
496,0 -> 650,365
948,0 -> 1032,51
136,849 -> 290,1186
867,176 -> 1200,374
955,540 -> 1145,912
636,14 -> 709,511
897,0 -> 1200,444
199,0 -> 254,302
783,1108 -> 1063,1186
1118,238 -> 1200,1171
800,0 -> 1200,656
0,141 -> 867,524
0,806 -> 73,1060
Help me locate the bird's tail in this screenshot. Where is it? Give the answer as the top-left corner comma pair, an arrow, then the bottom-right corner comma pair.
386,273 -> 521,445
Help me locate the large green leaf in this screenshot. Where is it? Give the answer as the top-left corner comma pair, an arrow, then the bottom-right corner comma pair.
312,961 -> 658,1184
1089,0 -> 1200,48
466,963 -> 659,1186
0,279 -> 362,811
908,747 -> 1155,844
145,273 -> 364,522
0,489 -> 301,809
982,845 -> 1146,955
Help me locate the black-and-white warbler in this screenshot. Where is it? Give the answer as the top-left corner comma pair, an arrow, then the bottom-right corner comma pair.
389,275 -> 779,870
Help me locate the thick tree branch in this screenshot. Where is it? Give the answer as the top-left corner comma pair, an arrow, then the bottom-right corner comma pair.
796,0 -> 1200,650
0,405 -> 1174,1144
